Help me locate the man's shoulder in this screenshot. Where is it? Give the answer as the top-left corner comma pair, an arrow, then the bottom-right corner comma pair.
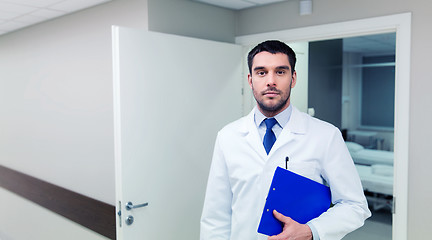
291,107 -> 340,135
308,114 -> 338,130
219,115 -> 249,135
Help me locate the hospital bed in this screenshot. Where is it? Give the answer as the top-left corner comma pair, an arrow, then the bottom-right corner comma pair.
345,141 -> 394,211
345,141 -> 394,166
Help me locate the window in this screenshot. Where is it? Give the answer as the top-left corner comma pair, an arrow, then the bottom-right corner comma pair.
361,55 -> 395,128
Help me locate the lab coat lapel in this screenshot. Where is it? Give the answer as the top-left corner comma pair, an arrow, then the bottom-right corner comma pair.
241,108 -> 268,160
269,107 -> 308,156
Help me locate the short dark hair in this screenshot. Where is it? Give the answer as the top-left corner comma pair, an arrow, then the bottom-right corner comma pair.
247,40 -> 296,74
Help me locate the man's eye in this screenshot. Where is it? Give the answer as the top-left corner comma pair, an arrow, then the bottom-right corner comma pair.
276,70 -> 286,75
257,71 -> 266,76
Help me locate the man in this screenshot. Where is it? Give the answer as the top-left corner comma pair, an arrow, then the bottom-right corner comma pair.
200,40 -> 370,240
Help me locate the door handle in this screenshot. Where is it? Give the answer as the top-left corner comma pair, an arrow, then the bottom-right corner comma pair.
125,201 -> 148,210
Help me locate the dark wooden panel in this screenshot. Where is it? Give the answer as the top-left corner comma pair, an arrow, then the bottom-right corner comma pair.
0,165 -> 115,239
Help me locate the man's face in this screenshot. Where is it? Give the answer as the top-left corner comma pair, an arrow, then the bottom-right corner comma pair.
248,51 -> 297,117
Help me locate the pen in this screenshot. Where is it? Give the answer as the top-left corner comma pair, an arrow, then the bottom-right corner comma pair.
285,156 -> 289,169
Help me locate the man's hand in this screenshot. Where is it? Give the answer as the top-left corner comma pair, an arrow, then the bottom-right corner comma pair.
268,210 -> 313,240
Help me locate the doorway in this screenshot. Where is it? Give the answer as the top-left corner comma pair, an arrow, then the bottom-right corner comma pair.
308,33 -> 396,240
236,13 -> 411,240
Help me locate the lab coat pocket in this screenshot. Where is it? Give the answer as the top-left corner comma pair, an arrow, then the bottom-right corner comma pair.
287,160 -> 322,184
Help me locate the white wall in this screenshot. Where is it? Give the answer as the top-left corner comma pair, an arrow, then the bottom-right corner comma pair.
0,188 -> 109,240
0,0 -> 148,238
237,1 -> 432,238
288,41 -> 309,113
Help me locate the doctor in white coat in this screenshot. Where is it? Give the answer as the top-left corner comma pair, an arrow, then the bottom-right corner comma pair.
200,40 -> 370,240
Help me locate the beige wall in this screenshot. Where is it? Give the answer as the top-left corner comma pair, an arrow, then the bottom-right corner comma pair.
237,1 -> 432,239
148,0 -> 236,43
0,0 -> 148,205
0,0 -> 148,238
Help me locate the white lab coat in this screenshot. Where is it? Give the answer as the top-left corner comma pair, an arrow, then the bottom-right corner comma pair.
200,106 -> 371,240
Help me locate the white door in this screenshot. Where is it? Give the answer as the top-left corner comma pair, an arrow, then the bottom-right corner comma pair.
112,27 -> 243,239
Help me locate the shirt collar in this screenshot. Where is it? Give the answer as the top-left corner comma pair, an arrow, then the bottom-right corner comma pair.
254,104 -> 293,129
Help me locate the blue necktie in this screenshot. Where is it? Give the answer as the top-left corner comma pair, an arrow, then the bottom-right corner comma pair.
263,118 -> 277,154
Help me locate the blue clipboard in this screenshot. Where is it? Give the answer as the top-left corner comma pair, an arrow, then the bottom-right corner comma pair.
257,167 -> 331,236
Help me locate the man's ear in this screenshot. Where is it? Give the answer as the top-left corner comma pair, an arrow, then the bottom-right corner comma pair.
248,74 -> 253,88
291,71 -> 297,88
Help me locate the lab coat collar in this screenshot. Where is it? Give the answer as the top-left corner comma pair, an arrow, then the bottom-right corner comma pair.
269,106 -> 308,157
239,106 -> 308,135
239,106 -> 308,158
242,108 -> 266,159
284,106 -> 308,135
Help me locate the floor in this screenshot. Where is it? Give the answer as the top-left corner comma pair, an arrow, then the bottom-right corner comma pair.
343,209 -> 392,240
0,206 -> 393,240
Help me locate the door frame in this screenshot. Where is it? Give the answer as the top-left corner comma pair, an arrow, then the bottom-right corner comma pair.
235,13 -> 411,240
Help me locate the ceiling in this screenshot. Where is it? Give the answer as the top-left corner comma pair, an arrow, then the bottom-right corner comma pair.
0,0 -> 394,55
0,0 -> 289,36
0,0 -> 112,36
193,0 -> 289,10
0,0 -> 284,36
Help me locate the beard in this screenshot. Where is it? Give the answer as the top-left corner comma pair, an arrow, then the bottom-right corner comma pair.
257,93 -> 289,112
252,85 -> 291,115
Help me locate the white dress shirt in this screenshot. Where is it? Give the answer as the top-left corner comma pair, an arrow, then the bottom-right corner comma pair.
254,104 -> 292,141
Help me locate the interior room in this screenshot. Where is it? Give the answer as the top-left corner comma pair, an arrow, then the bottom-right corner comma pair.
305,32 -> 396,239
0,0 -> 431,239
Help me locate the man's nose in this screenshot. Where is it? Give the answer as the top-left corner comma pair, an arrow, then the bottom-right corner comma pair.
266,72 -> 276,86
